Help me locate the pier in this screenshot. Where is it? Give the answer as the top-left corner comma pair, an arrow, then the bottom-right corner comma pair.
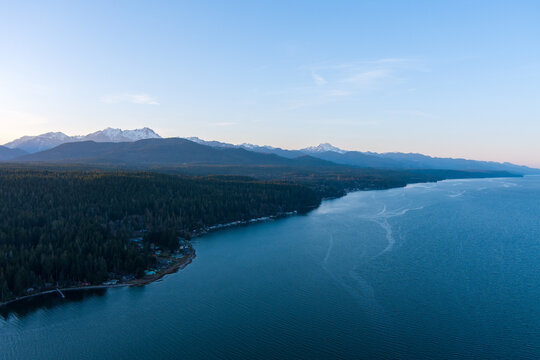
56,288 -> 65,299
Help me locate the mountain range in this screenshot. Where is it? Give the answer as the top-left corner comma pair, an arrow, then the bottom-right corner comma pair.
13,137 -> 335,168
4,127 -> 160,153
3,127 -> 539,175
186,137 -> 540,175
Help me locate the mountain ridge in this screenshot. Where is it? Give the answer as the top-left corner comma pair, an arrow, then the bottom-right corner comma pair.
13,138 -> 338,169
4,127 -> 161,153
183,137 -> 539,175
0,145 -> 27,161
4,129 -> 539,174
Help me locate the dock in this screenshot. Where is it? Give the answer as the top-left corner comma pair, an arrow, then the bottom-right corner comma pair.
56,288 -> 65,298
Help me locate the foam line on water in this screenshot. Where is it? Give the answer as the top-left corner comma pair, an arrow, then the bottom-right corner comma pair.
385,206 -> 424,218
354,205 -> 424,259
449,190 -> 466,198
320,233 -> 390,329
320,201 -> 425,332
373,218 -> 394,254
322,233 -> 334,269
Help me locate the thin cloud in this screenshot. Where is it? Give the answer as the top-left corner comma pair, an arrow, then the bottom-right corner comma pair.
102,93 -> 159,105
277,57 -> 425,111
312,72 -> 327,85
342,69 -> 391,85
301,57 -> 424,92
306,57 -> 419,70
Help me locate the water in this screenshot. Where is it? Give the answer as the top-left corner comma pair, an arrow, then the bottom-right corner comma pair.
2,176 -> 540,359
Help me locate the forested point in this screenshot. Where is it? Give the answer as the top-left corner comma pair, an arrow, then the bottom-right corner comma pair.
0,169 -> 321,302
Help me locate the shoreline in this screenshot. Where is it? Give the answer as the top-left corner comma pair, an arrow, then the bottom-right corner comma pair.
192,210 -> 301,236
0,210 -> 306,308
0,248 -> 196,308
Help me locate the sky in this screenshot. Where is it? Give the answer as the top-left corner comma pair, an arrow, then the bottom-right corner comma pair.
1,1 -> 539,166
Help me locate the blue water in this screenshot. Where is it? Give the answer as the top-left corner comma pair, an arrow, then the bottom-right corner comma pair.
2,176 -> 540,359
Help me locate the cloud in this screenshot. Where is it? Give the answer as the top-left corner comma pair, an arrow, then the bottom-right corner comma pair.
277,57 -> 425,111
102,93 -> 159,105
300,57 -> 424,94
342,69 -> 391,85
306,57 -> 419,71
312,72 -> 327,85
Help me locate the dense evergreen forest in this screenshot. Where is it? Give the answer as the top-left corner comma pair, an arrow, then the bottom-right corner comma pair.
161,165 -> 518,198
0,169 -> 321,302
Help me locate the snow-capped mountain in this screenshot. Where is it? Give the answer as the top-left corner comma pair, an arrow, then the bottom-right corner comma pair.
4,127 -> 161,153
4,132 -> 74,153
184,137 -> 305,158
239,143 -> 280,151
300,143 -> 346,154
185,137 -> 237,149
85,127 -> 161,142
187,137 -> 286,152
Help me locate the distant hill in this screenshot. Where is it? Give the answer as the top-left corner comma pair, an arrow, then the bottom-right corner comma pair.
4,127 -> 161,153
370,152 -> 540,174
182,139 -> 539,175
0,146 -> 27,161
299,150 -> 403,169
186,137 -> 305,159
312,150 -> 539,175
14,138 -> 337,168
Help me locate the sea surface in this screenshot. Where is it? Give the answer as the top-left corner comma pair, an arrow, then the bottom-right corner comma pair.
2,176 -> 540,359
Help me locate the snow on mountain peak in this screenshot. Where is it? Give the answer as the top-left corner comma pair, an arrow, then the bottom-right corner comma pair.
301,143 -> 345,154
4,127 -> 162,153
3,132 -> 72,153
123,127 -> 162,141
86,127 -> 161,142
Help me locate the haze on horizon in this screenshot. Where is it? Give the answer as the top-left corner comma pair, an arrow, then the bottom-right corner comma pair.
1,1 -> 539,167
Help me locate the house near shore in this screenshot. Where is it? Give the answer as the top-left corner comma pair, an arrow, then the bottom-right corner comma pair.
102,279 -> 119,285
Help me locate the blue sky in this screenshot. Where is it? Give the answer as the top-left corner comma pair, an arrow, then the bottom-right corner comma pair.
1,1 -> 539,166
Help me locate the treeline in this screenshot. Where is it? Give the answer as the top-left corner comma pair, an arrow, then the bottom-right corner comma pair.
160,165 -> 517,198
0,169 -> 321,302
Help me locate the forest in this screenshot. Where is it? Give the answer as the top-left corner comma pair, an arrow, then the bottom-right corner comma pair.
0,169 -> 321,302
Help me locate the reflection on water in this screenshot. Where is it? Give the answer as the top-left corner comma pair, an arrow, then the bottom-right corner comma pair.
1,289 -> 107,320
